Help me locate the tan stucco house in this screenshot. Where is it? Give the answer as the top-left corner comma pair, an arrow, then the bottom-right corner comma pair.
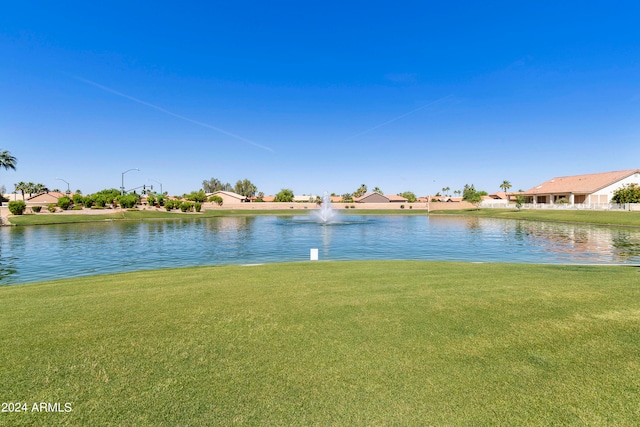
208,191 -> 250,204
27,191 -> 67,205
521,169 -> 640,204
354,193 -> 407,203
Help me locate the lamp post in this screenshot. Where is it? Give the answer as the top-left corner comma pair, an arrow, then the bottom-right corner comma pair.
121,168 -> 140,195
149,179 -> 163,195
56,177 -> 70,194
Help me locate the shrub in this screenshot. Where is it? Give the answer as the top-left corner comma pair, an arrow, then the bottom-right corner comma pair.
209,195 -> 223,206
117,194 -> 139,209
195,202 -> 202,212
180,202 -> 193,212
57,196 -> 72,210
555,198 -> 570,204
186,190 -> 207,203
400,205 -> 405,209
72,205 -> 83,210
47,204 -> 57,213
8,201 -> 26,215
32,206 -> 42,213
72,193 -> 84,206
93,196 -> 107,208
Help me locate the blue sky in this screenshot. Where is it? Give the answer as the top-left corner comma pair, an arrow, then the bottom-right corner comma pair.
2,1 -> 639,196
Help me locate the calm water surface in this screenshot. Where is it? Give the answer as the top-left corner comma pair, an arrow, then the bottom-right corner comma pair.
2,215 -> 640,285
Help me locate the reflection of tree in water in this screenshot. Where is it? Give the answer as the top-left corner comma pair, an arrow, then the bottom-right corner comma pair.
0,240 -> 17,284
205,216 -> 256,233
465,217 -> 481,230
512,221 -> 640,262
611,231 -> 640,259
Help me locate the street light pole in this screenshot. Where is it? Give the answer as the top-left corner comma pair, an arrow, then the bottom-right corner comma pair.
149,179 -> 163,195
56,177 -> 70,194
121,168 -> 140,195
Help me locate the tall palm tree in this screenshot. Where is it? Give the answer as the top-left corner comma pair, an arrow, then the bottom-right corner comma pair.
500,180 -> 512,194
0,149 -> 17,171
15,181 -> 27,201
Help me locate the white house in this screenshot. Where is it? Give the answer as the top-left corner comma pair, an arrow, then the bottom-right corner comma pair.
521,169 -> 640,204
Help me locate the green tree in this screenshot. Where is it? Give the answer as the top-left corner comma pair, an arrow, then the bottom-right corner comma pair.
186,190 -> 207,203
515,195 -> 525,210
499,180 -> 512,197
72,193 -> 84,206
209,195 -> 223,206
274,188 -> 294,202
117,194 -> 140,209
32,183 -> 48,194
442,187 -> 450,197
462,184 -> 483,209
57,196 -> 72,210
612,183 -> 640,204
234,179 -> 257,197
202,178 -> 232,193
0,149 -> 17,171
353,184 -> 367,198
399,191 -> 417,203
14,182 -> 28,201
372,186 -> 384,195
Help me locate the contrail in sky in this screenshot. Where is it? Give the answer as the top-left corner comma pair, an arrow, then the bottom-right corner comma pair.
72,76 -> 274,153
347,94 -> 454,140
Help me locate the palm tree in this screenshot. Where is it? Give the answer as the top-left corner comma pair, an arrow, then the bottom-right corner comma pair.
32,183 -> 49,195
500,180 -> 512,194
353,184 -> 367,198
0,149 -> 17,171
15,181 -> 27,201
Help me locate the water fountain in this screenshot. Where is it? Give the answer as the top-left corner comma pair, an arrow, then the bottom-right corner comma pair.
313,192 -> 339,223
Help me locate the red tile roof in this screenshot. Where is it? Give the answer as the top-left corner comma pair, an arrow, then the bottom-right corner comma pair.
524,169 -> 640,195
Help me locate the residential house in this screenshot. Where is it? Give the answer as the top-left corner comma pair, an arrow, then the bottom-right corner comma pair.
354,193 -> 408,203
521,169 -> 640,204
208,191 -> 251,204
27,191 -> 67,205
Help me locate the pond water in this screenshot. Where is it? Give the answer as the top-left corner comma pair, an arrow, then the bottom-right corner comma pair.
2,215 -> 640,285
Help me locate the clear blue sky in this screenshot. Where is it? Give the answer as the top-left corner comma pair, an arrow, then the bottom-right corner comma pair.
2,1 -> 639,196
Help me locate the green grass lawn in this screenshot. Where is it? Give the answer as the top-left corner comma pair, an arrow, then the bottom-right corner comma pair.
1,261 -> 639,425
431,208 -> 640,227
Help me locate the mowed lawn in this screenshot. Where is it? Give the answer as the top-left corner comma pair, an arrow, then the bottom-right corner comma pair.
1,261 -> 639,426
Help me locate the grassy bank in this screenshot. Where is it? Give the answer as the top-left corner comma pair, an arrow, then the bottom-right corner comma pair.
1,261 -> 639,425
431,208 -> 640,227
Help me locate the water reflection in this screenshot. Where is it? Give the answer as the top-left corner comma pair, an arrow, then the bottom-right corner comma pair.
1,215 -> 640,285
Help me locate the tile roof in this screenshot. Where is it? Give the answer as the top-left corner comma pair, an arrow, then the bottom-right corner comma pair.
524,169 -> 640,195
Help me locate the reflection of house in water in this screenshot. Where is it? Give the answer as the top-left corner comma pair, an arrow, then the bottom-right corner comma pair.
521,169 -> 640,205
206,216 -> 255,233
513,221 -> 640,262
